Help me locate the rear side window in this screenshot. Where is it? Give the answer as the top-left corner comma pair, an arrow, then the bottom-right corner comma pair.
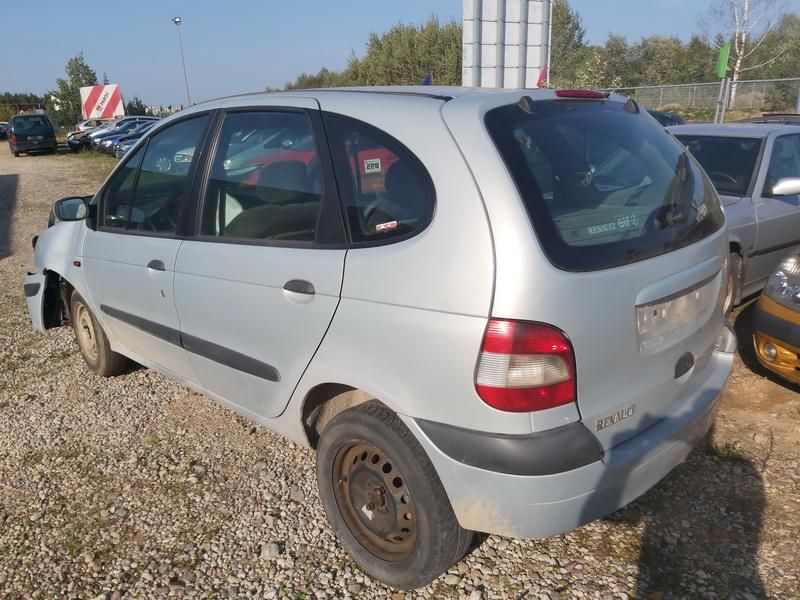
486,100 -> 724,271
325,114 -> 434,244
200,111 -> 322,242
674,135 -> 761,197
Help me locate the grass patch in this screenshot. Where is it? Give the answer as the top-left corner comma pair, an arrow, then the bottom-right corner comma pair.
710,441 -> 749,462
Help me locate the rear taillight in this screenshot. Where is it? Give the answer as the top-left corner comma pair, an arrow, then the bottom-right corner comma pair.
9,134 -> 15,143
555,89 -> 609,99
475,319 -> 576,412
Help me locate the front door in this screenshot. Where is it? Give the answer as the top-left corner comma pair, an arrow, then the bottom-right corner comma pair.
750,133 -> 800,286
173,99 -> 346,418
83,114 -> 211,381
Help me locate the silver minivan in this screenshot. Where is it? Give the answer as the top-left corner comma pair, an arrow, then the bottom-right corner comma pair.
24,87 -> 736,590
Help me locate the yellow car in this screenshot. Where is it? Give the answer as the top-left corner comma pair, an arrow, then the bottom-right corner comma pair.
754,251 -> 800,385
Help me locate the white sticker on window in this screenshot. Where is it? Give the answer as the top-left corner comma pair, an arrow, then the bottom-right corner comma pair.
364,158 -> 381,174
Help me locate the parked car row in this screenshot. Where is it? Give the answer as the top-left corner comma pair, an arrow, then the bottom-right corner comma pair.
22,87 -> 800,590
67,116 -> 159,155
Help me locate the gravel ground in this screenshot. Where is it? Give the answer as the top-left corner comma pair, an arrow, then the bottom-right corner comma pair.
1,144 -> 799,599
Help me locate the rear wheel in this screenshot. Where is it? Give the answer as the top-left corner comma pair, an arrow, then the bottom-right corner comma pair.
316,401 -> 472,590
70,291 -> 128,377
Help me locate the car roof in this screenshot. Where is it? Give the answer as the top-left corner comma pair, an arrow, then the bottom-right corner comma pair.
668,122 -> 800,137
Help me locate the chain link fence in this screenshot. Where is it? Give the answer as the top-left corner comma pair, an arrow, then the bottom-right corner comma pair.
606,78 -> 800,112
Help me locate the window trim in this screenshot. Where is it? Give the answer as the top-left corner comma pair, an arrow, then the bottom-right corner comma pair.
322,111 -> 437,248
94,111 -> 215,239
188,105 -> 346,250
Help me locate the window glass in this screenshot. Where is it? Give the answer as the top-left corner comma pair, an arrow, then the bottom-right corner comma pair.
326,114 -> 434,243
766,134 -> 800,194
127,115 -> 208,234
486,100 -> 725,272
100,145 -> 144,229
674,135 -> 761,197
200,111 -> 322,242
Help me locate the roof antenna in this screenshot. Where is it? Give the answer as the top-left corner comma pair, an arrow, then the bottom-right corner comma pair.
518,96 -> 535,114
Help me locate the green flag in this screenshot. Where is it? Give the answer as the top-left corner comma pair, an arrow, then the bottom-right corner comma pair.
716,43 -> 731,79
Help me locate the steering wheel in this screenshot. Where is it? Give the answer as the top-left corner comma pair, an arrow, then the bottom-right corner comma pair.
709,172 -> 737,186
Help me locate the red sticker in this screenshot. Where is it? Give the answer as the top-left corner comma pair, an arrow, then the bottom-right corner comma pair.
376,220 -> 398,233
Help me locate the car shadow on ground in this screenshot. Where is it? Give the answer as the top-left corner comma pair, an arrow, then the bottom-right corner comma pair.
0,174 -> 19,260
734,299 -> 800,393
585,413 -> 765,597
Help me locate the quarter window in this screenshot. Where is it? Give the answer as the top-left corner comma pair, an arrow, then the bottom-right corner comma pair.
325,114 -> 434,244
200,111 -> 323,242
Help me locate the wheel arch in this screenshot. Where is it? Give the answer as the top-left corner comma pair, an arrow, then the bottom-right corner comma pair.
302,384 -> 393,449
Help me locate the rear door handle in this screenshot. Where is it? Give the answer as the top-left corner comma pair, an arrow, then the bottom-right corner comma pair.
147,259 -> 165,271
283,279 -> 315,295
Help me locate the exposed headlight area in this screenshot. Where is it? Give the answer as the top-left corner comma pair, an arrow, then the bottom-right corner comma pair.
765,253 -> 800,310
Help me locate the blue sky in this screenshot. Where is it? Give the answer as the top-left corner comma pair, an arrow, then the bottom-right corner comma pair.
3,0 -> 720,106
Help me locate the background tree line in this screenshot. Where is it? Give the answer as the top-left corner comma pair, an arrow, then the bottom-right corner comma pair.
281,1 -> 798,93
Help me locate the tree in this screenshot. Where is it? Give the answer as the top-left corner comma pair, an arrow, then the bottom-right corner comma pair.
282,18 -> 461,89
46,53 -> 98,126
550,0 -> 588,86
704,0 -> 787,104
125,96 -> 148,116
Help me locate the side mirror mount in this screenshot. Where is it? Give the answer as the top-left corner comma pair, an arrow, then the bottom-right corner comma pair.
771,177 -> 800,197
50,196 -> 89,225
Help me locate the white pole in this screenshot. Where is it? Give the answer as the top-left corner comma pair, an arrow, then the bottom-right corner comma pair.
545,0 -> 553,87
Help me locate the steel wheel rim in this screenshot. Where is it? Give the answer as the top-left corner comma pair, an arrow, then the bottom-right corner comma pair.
75,303 -> 98,361
332,442 -> 417,561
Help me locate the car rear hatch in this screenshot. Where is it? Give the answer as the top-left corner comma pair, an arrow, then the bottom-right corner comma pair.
474,94 -> 729,452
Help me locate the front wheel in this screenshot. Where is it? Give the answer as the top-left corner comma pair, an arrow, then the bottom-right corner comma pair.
316,401 -> 472,590
71,291 -> 128,377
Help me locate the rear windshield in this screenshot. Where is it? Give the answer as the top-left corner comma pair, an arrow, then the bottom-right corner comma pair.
13,115 -> 52,131
486,100 -> 724,271
673,135 -> 761,197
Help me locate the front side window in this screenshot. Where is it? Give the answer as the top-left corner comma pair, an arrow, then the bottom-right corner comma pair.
674,135 -> 762,197
127,115 -> 209,234
765,134 -> 800,195
100,146 -> 144,229
325,114 -> 434,244
487,100 -> 725,271
200,111 -> 322,242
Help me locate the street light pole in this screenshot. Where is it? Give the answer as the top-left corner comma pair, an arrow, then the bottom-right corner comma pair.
172,16 -> 192,106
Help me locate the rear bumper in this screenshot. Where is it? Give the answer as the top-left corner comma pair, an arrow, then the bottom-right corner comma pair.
14,140 -> 56,152
753,295 -> 800,384
403,328 -> 735,538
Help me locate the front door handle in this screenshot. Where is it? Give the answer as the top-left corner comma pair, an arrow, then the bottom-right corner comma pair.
147,259 -> 165,271
283,279 -> 315,295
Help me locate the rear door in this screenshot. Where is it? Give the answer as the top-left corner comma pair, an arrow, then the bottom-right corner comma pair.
83,113 -> 212,381
749,133 -> 800,285
173,97 -> 346,419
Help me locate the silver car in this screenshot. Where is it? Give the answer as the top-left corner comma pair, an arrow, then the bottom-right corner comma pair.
24,87 -> 735,590
669,123 -> 800,310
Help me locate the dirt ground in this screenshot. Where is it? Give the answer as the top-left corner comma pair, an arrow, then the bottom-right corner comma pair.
1,144 -> 799,599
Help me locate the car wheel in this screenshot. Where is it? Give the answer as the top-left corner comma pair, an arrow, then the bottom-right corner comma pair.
316,401 -> 473,590
723,252 -> 742,316
70,291 -> 128,377
13,149 -> 19,157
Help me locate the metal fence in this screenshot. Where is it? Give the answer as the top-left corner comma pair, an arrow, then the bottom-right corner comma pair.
605,78 -> 800,112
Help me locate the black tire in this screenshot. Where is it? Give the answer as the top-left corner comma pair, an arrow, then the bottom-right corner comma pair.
13,149 -> 19,157
724,252 -> 742,315
70,291 -> 128,377
316,401 -> 472,590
